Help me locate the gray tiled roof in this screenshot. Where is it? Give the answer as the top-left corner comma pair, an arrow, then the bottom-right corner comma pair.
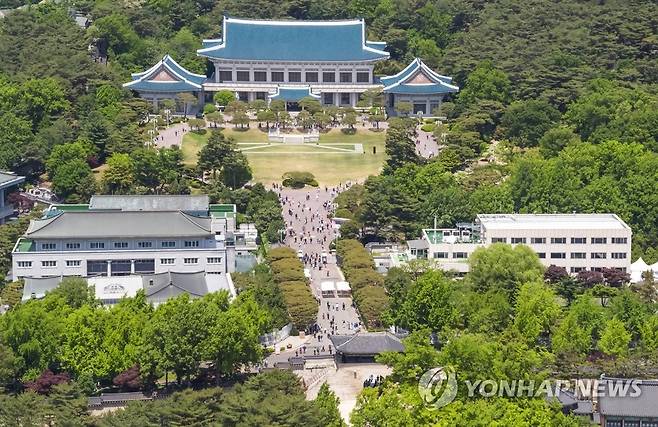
598,378 -> 658,417
143,271 -> 208,302
329,332 -> 404,355
25,211 -> 212,239
90,195 -> 209,212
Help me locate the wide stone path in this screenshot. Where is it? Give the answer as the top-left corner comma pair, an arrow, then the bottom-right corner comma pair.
265,185 -> 363,366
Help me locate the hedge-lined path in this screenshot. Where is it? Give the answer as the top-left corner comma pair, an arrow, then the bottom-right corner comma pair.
268,185 -> 364,364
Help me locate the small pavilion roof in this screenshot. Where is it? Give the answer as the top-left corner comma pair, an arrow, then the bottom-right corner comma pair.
198,16 -> 389,62
0,171 -> 25,190
123,55 -> 206,93
329,331 -> 404,355
381,58 -> 459,95
269,86 -> 320,102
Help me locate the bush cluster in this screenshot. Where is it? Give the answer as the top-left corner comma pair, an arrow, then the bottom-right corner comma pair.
266,247 -> 318,330
336,239 -> 389,329
282,171 -> 319,188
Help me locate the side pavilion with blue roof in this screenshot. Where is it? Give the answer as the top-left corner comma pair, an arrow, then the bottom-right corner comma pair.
381,58 -> 459,116
197,16 -> 388,108
123,55 -> 207,113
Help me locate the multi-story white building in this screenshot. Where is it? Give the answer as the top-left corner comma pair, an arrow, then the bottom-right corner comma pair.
411,214 -> 632,274
11,195 -> 237,280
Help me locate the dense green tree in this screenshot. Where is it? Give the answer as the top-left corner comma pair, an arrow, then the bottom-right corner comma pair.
458,61 -> 511,106
513,282 -> 560,346
468,243 -> 544,299
103,153 -> 135,194
214,90 -> 236,107
501,99 -> 561,148
52,159 -> 97,202
384,118 -> 420,172
598,318 -> 632,358
314,382 -> 344,427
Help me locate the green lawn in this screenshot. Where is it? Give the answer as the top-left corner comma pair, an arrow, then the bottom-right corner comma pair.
182,127 -> 387,185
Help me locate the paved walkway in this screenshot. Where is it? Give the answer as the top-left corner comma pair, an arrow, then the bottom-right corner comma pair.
265,184 -> 363,366
154,122 -> 190,148
416,127 -> 440,159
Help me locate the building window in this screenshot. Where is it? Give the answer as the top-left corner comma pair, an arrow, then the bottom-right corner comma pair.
591,252 -> 607,259
591,237 -> 607,244
550,237 -> 566,244
236,70 -> 250,82
611,252 -> 627,259
184,240 -> 200,248
219,70 -> 232,82
340,93 -> 351,105
114,242 -> 129,249
591,267 -> 603,272
65,242 -> 81,249
356,72 -> 370,83
571,237 -> 586,244
530,237 -> 546,244
288,71 -> 302,82
17,261 -> 32,268
550,252 -> 566,259
184,258 -> 198,265
433,252 -> 448,259
305,72 -> 318,82
254,71 -> 267,82
611,237 -> 628,244
271,71 -> 284,82
161,241 -> 176,248
42,260 -> 57,267
570,267 -> 586,273
255,92 -> 267,100
491,237 -> 507,243
66,260 -> 81,267
570,252 -> 586,259
89,242 -> 105,249
322,72 -> 335,83
511,237 -> 526,244
536,252 -> 546,259
41,243 -> 56,250
137,241 -> 152,248
207,257 -> 222,264
160,258 -> 175,265
238,92 -> 248,102
453,252 -> 468,259
339,72 -> 352,83
323,92 -> 334,105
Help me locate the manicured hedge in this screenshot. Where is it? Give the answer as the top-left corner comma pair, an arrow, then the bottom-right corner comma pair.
267,248 -> 317,331
336,239 -> 389,329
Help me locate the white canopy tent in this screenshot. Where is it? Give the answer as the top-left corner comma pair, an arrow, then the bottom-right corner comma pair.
320,281 -> 336,297
630,258 -> 651,283
336,281 -> 351,297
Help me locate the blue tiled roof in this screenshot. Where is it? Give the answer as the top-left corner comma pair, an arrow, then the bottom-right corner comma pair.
124,55 -> 206,93
198,17 -> 389,62
201,39 -> 222,49
381,58 -> 459,95
269,86 -> 320,102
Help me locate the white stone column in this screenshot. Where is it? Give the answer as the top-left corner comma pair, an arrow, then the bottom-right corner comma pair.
106,260 -> 112,277
130,259 -> 135,274
214,63 -> 220,83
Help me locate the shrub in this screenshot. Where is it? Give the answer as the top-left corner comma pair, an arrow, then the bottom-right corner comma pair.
282,171 -> 318,188
270,258 -> 303,275
267,248 -> 317,330
267,247 -> 297,262
353,286 -> 389,329
203,103 -> 217,114
348,268 -> 385,290
334,208 -> 353,220
420,123 -> 435,132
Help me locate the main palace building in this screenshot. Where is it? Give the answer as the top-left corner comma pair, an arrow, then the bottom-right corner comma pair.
124,17 -> 459,115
